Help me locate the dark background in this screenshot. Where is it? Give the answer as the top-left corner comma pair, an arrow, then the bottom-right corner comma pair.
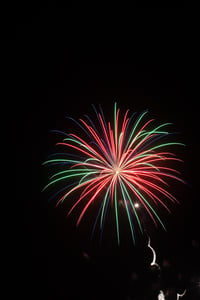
15,4 -> 199,299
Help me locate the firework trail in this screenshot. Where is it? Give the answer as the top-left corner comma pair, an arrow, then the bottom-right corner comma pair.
177,290 -> 186,299
147,237 -> 187,300
148,236 -> 159,268
43,103 -> 185,244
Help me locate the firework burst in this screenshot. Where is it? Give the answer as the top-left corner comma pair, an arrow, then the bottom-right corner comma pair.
43,103 -> 185,245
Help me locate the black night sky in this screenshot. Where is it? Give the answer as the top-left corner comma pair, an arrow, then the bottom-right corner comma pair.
17,5 -> 200,300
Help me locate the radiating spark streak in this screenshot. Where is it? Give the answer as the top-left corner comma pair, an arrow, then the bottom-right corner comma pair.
125,174 -> 179,204
43,102 -> 185,244
120,179 -> 135,244
98,113 -> 113,155
56,173 -> 110,207
124,110 -> 148,154
67,176 -> 108,217
76,177 -> 111,226
121,176 -> 166,229
114,183 -> 120,245
100,184 -> 111,229
177,290 -> 186,299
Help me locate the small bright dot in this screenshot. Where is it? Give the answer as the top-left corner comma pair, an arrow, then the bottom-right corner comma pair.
134,203 -> 139,208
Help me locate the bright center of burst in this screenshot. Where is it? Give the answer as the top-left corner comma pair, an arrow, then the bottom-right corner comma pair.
114,166 -> 121,175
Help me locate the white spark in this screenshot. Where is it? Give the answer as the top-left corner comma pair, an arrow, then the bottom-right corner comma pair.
148,236 -> 159,267
158,290 -> 165,300
177,289 -> 186,300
